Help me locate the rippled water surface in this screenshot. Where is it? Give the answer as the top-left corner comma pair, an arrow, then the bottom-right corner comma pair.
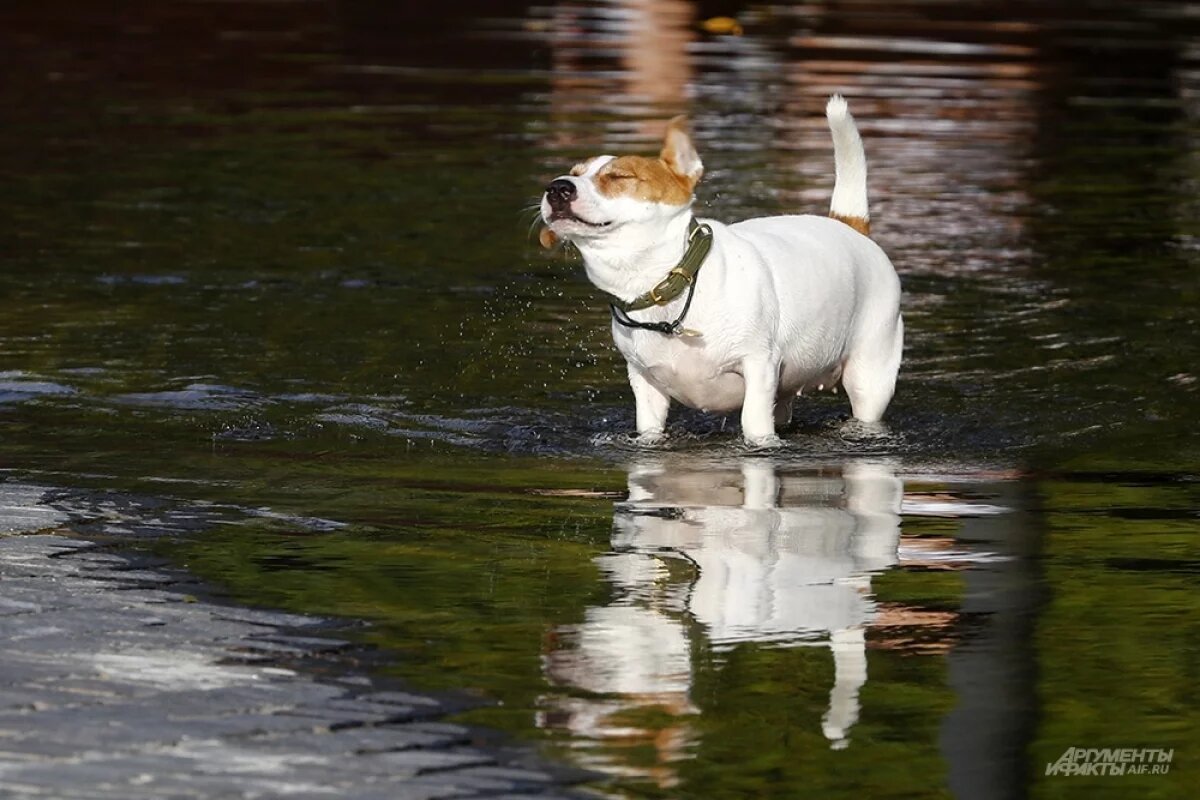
2,1 -> 1198,798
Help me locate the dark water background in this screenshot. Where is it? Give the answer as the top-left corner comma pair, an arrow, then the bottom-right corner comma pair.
1,1 -> 1198,797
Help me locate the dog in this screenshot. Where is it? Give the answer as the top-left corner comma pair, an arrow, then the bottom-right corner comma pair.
540,96 -> 903,447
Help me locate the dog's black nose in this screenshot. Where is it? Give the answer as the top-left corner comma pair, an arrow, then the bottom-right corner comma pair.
545,178 -> 577,208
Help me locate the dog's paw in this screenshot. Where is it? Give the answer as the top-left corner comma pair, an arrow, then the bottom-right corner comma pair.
743,433 -> 784,450
839,419 -> 889,441
634,431 -> 668,447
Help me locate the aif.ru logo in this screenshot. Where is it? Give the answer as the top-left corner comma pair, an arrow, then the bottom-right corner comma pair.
1045,747 -> 1174,777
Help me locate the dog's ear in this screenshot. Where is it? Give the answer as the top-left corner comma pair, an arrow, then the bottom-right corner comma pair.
660,116 -> 704,191
538,226 -> 558,249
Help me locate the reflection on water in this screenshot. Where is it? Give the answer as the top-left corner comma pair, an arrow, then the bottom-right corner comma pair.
542,0 -> 695,142
541,458 -> 1007,785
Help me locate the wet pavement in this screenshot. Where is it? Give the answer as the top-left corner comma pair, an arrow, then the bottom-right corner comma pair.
0,482 -> 594,799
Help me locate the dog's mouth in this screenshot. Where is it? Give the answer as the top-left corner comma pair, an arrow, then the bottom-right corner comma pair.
547,208 -> 613,229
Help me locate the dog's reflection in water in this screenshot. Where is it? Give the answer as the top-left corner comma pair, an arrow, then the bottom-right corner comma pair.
538,459 -> 902,784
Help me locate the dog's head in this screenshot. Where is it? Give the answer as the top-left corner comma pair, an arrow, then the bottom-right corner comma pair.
539,117 -> 703,250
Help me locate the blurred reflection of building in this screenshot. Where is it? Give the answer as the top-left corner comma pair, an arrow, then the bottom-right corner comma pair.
531,0 -> 1052,271
537,0 -> 696,152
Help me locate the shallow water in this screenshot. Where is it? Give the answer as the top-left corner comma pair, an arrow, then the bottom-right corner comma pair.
1,1 -> 1198,797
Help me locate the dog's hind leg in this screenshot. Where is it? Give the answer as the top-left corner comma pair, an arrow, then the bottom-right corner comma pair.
842,315 -> 903,424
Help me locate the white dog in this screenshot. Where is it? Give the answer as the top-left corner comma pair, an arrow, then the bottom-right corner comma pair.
540,96 -> 903,447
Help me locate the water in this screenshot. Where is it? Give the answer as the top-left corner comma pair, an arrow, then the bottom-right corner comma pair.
1,1 -> 1198,797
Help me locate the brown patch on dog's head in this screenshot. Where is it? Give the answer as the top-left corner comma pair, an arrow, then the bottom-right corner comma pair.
593,156 -> 694,205
589,117 -> 703,206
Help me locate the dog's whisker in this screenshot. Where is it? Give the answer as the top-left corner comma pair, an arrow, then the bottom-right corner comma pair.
523,209 -> 548,235
519,202 -> 550,245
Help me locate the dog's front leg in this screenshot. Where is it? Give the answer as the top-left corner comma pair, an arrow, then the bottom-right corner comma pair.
628,366 -> 670,444
740,355 -> 783,448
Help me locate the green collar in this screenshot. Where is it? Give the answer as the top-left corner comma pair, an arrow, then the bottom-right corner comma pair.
610,219 -> 714,312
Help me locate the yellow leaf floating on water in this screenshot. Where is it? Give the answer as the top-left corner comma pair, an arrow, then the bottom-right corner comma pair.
701,16 -> 744,36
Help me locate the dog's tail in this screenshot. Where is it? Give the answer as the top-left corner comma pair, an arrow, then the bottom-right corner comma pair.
825,95 -> 870,236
